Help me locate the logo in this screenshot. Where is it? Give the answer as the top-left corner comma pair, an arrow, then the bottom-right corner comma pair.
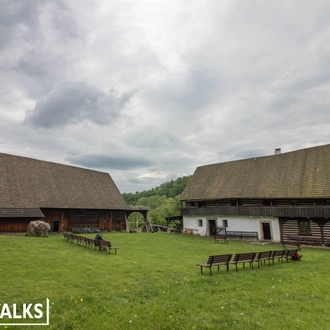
0,298 -> 49,326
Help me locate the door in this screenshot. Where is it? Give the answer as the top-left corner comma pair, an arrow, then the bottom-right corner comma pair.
208,220 -> 216,236
262,222 -> 271,240
52,221 -> 59,233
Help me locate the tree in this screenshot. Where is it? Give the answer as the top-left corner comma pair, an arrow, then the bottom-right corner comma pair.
122,176 -> 190,226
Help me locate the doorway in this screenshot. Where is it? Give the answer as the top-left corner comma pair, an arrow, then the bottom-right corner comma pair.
208,220 -> 216,236
261,222 -> 271,240
52,221 -> 59,233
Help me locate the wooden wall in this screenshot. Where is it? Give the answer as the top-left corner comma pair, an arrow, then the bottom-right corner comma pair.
323,221 -> 330,241
0,218 -> 38,232
0,209 -> 127,233
280,218 -> 323,240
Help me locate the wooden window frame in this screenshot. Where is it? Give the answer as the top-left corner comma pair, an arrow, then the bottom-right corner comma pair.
298,220 -> 311,235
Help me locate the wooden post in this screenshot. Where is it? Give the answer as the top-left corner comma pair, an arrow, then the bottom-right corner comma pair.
135,212 -> 139,231
125,214 -> 129,233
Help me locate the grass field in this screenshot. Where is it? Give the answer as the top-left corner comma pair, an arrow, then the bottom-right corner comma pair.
0,232 -> 329,330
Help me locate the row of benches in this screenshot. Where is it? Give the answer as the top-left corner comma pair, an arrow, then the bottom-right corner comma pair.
197,249 -> 299,275
63,232 -> 118,254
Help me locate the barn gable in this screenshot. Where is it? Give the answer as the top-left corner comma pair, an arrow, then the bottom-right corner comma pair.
0,153 -> 129,232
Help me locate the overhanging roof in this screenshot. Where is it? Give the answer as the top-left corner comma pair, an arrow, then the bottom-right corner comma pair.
0,208 -> 44,218
0,153 -> 128,210
180,144 -> 330,201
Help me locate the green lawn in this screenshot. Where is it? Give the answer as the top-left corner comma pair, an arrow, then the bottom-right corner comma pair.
0,232 -> 329,330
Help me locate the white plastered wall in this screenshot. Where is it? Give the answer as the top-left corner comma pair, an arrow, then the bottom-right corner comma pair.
183,215 -> 281,242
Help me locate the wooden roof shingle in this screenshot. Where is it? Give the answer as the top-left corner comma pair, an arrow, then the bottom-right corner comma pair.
0,153 -> 128,210
180,144 -> 330,201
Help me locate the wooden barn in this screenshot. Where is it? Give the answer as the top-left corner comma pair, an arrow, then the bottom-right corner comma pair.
0,153 -> 131,233
179,144 -> 330,244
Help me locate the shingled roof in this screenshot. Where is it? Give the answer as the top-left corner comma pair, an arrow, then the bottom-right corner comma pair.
0,153 -> 128,210
180,144 -> 330,201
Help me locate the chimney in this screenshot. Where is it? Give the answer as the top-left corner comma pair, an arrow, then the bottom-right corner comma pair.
274,148 -> 281,155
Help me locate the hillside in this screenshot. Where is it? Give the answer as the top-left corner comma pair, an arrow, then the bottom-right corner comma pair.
122,175 -> 191,206
122,176 -> 191,226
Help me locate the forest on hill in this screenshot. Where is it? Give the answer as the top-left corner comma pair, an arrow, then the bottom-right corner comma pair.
122,176 -> 191,226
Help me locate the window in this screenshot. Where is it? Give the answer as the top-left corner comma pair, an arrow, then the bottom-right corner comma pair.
222,219 -> 228,228
298,221 -> 310,235
198,219 -> 203,227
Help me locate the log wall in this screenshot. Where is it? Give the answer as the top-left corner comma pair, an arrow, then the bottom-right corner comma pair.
0,218 -> 37,232
0,208 -> 127,233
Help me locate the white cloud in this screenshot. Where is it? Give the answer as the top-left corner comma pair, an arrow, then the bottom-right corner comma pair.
1,0 -> 330,193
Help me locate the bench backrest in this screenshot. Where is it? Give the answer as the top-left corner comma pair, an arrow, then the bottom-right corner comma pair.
233,252 -> 256,262
272,250 -> 285,258
256,251 -> 272,259
284,249 -> 298,257
211,254 -> 232,264
69,234 -> 78,241
86,238 -> 96,245
99,240 -> 110,248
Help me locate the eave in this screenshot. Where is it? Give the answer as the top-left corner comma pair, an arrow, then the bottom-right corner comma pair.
181,206 -> 330,218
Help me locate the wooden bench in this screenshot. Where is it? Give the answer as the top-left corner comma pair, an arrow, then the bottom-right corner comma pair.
97,240 -> 118,254
85,237 -> 97,249
283,249 -> 299,263
254,250 -> 272,268
213,235 -> 228,244
63,232 -> 70,240
226,231 -> 258,239
69,233 -> 79,243
230,252 -> 257,271
78,236 -> 87,247
324,239 -> 330,247
302,236 -> 323,246
281,236 -> 302,250
197,254 -> 233,276
270,250 -> 286,265
282,235 -> 323,250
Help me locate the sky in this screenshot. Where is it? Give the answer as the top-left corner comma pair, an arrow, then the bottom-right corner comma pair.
1,0 -> 330,193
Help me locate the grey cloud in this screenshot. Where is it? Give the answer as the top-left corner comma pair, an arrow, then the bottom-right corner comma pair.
12,52 -> 63,79
23,82 -> 136,129
122,175 -> 168,193
145,68 -> 220,116
233,149 -> 268,161
66,154 -> 154,171
0,0 -> 42,27
0,0 -> 79,48
128,131 -> 176,149
0,0 -> 40,48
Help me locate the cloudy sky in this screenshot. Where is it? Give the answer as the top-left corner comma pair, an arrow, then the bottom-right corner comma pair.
1,0 -> 330,193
